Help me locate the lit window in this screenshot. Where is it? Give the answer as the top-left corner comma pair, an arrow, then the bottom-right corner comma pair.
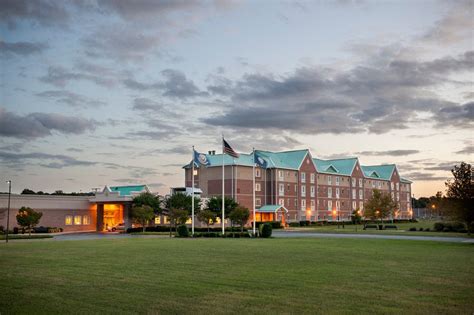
359,201 -> 364,210
396,183 -> 399,190
359,190 -> 363,199
278,170 -> 284,180
82,215 -> 91,225
65,215 -> 73,225
74,215 -> 82,225
155,216 -> 161,224
186,218 -> 192,224
336,201 -> 340,210
352,201 -> 356,210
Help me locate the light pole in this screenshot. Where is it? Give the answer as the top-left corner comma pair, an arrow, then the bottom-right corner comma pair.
5,180 -> 11,243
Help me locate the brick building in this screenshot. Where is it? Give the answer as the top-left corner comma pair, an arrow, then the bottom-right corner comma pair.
184,149 -> 412,223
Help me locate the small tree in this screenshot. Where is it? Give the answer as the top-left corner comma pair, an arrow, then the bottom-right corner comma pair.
132,192 -> 161,214
364,189 -> 397,225
228,206 -> 250,232
197,209 -> 216,232
131,205 -> 154,232
16,207 -> 43,236
206,196 -> 238,219
445,162 -> 474,233
21,188 -> 36,195
169,208 -> 189,232
351,209 -> 362,225
165,193 -> 200,214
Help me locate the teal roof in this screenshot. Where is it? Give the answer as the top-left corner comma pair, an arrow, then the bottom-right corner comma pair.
184,149 -> 309,170
361,165 -> 396,180
257,205 -> 288,213
313,157 -> 358,176
110,185 -> 147,196
400,177 -> 413,184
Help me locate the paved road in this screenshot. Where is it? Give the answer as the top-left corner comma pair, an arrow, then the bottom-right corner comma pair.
273,231 -> 474,243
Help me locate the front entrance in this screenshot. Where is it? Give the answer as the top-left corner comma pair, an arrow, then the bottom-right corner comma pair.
102,204 -> 123,231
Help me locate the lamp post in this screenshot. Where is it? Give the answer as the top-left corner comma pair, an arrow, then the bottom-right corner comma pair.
5,180 -> 11,243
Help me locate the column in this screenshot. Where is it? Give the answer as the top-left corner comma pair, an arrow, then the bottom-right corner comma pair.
96,204 -> 104,231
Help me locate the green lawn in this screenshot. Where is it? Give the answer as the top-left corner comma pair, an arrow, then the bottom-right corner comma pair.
0,234 -> 53,240
1,238 -> 473,314
287,220 -> 472,238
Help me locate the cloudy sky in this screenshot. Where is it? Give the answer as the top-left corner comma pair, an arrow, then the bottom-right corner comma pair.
0,0 -> 472,197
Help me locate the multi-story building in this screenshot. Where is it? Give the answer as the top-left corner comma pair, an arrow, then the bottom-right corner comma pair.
184,149 -> 412,223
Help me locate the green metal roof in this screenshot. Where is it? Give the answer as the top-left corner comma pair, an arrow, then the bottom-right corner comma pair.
257,205 -> 288,213
400,177 -> 413,184
313,157 -> 358,176
110,185 -> 147,196
184,149 -> 309,170
361,165 -> 396,180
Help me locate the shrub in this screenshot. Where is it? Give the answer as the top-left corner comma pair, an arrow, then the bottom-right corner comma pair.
13,227 -> 19,234
289,222 -> 300,227
259,223 -> 272,238
408,227 -> 417,231
418,227 -> 424,231
433,222 -> 444,232
176,225 -> 189,237
424,228 -> 430,232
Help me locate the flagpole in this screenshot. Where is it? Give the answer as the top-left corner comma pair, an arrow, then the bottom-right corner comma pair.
253,148 -> 256,235
222,135 -> 225,235
191,145 -> 195,236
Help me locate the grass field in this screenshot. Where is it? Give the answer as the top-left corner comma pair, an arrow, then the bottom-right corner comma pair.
1,238 -> 473,314
287,220 -> 472,238
0,234 -> 53,240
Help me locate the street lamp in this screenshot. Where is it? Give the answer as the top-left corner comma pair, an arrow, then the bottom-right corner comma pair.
5,180 -> 11,244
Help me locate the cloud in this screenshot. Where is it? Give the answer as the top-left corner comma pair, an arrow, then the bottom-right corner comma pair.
354,150 -> 420,156
0,40 -> 48,57
0,0 -> 69,28
132,98 -> 163,111
0,151 -> 96,169
39,65 -> 115,87
36,90 -> 106,108
424,161 -> 461,172
455,144 -> 474,155
124,69 -> 208,99
0,108 -> 96,139
404,171 -> 450,181
203,50 -> 473,134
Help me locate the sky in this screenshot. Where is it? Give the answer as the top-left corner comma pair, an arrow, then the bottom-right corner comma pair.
0,0 -> 472,197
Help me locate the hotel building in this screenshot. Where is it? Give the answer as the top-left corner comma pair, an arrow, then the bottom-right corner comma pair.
184,149 -> 413,223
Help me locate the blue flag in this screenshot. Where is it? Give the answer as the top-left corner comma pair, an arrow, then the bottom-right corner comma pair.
193,150 -> 210,166
254,151 -> 268,168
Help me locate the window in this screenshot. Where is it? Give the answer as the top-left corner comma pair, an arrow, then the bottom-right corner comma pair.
377,181 -> 382,189
311,200 -> 315,210
310,173 -> 315,183
352,201 -> 356,210
372,181 -> 376,188
278,170 -> 284,180
336,200 -> 340,210
359,201 -> 364,210
255,183 -> 261,192
301,172 -> 306,183
391,182 -> 394,190
65,215 -> 73,225
396,183 -> 399,190
352,178 -> 356,186
255,169 -> 261,177
294,184 -> 298,193
155,216 -> 161,224
279,198 -> 285,206
328,176 -> 332,185
74,215 -> 82,225
359,189 -> 363,199
301,199 -> 306,210
328,187 -> 332,198
407,194 -> 410,202
352,189 -> 356,199
336,176 -> 340,185
396,192 -> 400,201
301,185 -> 306,197
328,200 -> 332,211
294,199 -> 298,207
336,188 -> 340,199
256,198 -> 261,206
279,183 -> 285,196
359,178 -> 363,187
82,215 -> 91,225
310,186 -> 315,197
186,218 -> 192,224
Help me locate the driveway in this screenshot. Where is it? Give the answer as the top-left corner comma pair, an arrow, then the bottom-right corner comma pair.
273,231 -> 474,243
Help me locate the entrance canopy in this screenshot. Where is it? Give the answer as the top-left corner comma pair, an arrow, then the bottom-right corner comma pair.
257,205 -> 288,213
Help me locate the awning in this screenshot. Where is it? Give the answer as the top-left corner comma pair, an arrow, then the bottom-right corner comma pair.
257,205 -> 289,213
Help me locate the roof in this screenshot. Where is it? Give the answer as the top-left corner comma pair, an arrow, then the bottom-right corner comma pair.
400,177 -> 413,184
313,157 -> 358,176
361,165 -> 396,181
109,185 -> 148,196
257,205 -> 289,213
184,149 -> 309,170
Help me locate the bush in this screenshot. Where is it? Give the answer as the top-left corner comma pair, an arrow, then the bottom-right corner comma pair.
255,221 -> 282,229
433,222 -> 444,231
13,227 -> 19,234
409,227 -> 417,231
424,228 -> 430,232
418,227 -> 424,231
259,223 -> 272,238
289,222 -> 300,227
176,225 -> 189,237
224,232 -> 250,238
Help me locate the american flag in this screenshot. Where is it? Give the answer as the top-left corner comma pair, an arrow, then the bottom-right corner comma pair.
223,139 -> 240,158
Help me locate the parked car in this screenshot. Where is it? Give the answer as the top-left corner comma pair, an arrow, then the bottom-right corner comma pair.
107,223 -> 125,232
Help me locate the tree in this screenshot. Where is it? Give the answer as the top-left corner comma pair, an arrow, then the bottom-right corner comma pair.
445,162 -> 474,233
133,192 -> 161,214
165,193 -> 200,214
16,207 -> 43,236
197,209 -> 216,232
131,205 -> 154,232
21,188 -> 36,195
351,209 -> 362,225
364,189 -> 397,225
206,196 -> 238,218
228,206 -> 250,232
168,208 -> 189,233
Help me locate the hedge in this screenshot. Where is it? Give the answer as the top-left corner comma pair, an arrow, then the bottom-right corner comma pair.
176,225 -> 189,237
259,223 -> 272,238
